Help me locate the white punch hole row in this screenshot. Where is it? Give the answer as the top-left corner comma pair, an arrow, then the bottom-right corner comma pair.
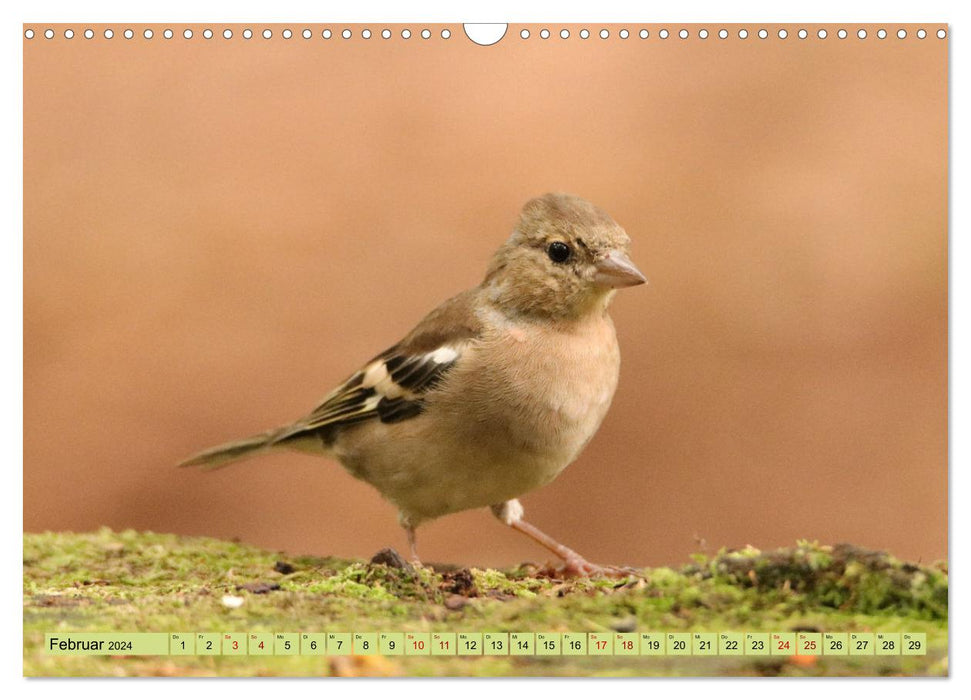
513,26 -> 946,41
24,25 -> 948,42
26,26 -> 455,41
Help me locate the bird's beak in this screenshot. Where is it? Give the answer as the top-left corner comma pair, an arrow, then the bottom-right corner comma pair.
594,250 -> 647,288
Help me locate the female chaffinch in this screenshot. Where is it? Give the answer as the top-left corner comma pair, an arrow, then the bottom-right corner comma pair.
181,193 -> 646,575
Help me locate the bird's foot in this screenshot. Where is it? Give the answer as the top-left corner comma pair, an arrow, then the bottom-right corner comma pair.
497,505 -> 640,580
561,555 -> 602,577
560,556 -> 637,579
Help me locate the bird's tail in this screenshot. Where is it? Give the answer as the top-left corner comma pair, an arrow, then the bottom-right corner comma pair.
178,428 -> 293,470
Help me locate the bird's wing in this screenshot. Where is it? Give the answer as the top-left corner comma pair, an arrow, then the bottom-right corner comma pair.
303,344 -> 465,429
273,289 -> 483,445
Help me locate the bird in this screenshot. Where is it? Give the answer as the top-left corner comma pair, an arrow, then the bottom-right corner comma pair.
180,193 -> 646,575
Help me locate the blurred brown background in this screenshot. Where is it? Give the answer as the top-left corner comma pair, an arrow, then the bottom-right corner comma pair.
24,24 -> 947,567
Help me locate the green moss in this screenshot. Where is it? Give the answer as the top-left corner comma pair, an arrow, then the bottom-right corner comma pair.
686,541 -> 948,621
24,529 -> 947,677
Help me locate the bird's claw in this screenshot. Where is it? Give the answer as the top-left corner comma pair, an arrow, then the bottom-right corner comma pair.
561,556 -> 637,579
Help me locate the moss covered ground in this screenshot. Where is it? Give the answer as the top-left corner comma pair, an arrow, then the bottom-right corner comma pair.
23,528 -> 948,677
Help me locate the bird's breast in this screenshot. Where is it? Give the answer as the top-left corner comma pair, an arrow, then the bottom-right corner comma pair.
445,312 -> 622,472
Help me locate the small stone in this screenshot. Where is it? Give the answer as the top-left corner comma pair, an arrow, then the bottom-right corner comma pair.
369,548 -> 414,573
610,616 -> 637,633
221,595 -> 245,608
274,561 -> 295,575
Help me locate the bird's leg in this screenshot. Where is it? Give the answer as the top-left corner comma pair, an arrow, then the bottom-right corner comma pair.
399,513 -> 422,566
491,499 -> 613,577
406,525 -> 420,563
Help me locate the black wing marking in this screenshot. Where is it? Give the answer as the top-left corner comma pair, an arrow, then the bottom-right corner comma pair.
273,345 -> 463,447
273,289 -> 483,447
376,396 -> 425,423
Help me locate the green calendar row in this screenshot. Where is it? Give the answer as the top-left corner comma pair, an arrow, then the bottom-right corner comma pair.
45,631 -> 926,657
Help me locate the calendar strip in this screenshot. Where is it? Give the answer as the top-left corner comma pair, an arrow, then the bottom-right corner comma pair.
44,632 -> 927,656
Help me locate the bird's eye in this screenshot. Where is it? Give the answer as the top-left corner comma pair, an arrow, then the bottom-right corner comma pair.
547,241 -> 572,263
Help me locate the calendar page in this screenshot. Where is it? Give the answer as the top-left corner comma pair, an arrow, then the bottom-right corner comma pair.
23,17 -> 948,678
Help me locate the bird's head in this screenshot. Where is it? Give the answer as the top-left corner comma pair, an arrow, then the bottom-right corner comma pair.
483,193 -> 646,320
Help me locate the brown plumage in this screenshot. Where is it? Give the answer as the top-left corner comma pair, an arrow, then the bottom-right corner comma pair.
180,193 -> 646,575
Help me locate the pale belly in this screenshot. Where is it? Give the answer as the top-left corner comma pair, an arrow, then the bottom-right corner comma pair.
332,315 -> 621,524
